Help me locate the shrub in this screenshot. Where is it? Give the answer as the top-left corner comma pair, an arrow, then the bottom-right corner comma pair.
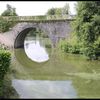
0,17 -> 16,32
45,44 -> 52,48
59,36 -> 81,54
94,37 -> 100,58
0,50 -> 11,97
68,44 -> 80,54
83,46 -> 96,60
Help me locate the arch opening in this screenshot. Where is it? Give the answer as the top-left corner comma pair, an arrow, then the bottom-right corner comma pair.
14,27 -> 35,49
14,27 -> 52,63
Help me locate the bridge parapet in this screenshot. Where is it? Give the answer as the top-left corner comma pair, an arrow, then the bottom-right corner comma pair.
1,15 -> 75,22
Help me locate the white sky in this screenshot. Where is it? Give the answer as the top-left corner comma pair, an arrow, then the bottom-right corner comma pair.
0,1 -> 77,16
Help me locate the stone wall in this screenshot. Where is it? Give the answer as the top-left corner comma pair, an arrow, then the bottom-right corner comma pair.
0,20 -> 73,48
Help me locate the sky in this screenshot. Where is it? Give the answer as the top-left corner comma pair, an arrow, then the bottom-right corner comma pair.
0,1 -> 77,16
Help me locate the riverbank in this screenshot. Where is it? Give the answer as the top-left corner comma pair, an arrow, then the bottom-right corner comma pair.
2,72 -> 19,98
0,47 -> 19,98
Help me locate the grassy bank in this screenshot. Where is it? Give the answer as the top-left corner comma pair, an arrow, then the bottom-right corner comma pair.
2,71 -> 19,98
0,48 -> 19,98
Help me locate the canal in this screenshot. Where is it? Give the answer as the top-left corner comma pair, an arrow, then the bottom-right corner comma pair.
10,31 -> 100,98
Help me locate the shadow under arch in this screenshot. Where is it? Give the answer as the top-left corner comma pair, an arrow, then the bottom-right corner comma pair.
14,27 -> 36,49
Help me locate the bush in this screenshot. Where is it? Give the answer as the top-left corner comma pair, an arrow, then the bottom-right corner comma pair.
83,46 -> 96,60
94,37 -> 100,58
59,40 -> 69,52
0,17 -> 16,32
0,50 -> 11,97
59,36 -> 81,54
45,44 -> 52,48
68,44 -> 80,54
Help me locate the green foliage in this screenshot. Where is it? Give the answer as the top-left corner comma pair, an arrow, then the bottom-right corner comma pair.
27,29 -> 37,37
46,3 -> 70,16
62,3 -> 70,15
1,4 -> 18,16
0,50 -> 11,79
2,74 -> 19,98
0,50 -> 11,97
0,17 -> 16,32
35,15 -> 47,20
46,8 -> 56,15
0,4 -> 18,32
59,36 -> 100,60
72,1 -> 100,60
59,36 -> 81,54
0,17 -> 11,32
45,44 -> 52,48
46,7 -> 62,16
55,8 -> 62,15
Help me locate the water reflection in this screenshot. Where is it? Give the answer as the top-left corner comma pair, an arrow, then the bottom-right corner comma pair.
12,79 -> 77,98
13,31 -> 100,98
24,38 -> 49,63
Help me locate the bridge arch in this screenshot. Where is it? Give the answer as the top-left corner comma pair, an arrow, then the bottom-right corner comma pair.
13,22 -> 41,49
0,19 -> 73,49
14,20 -> 72,49
14,23 -> 51,49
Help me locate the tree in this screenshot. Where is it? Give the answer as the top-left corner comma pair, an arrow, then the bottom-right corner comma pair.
46,8 -> 56,15
46,3 -> 70,16
62,3 -> 70,15
55,8 -> 62,15
1,4 -> 18,16
0,4 -> 18,32
73,1 -> 100,60
0,16 -> 15,32
46,7 -> 62,16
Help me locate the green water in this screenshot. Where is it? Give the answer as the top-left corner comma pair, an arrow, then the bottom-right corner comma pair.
11,36 -> 100,98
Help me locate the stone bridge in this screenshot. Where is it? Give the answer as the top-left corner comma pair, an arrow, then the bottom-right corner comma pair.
0,15 -> 75,48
